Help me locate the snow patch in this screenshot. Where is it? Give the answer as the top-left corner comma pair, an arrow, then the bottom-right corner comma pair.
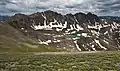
74,40 -> 81,51
91,45 -> 96,51
76,24 -> 84,31
53,35 -> 64,38
56,28 -> 62,32
113,22 -> 118,29
63,21 -> 67,28
103,24 -> 110,28
71,31 -> 76,34
49,19 -> 62,28
104,31 -> 108,35
41,13 -> 47,20
81,33 -> 88,37
94,39 -> 107,50
44,34 -> 51,36
69,45 -> 74,47
88,24 -> 102,31
38,39 -> 48,45
105,21 -> 107,24
103,40 -> 109,44
25,30 -> 28,32
46,40 -> 52,43
31,19 -> 68,31
88,25 -> 97,29
21,28 -> 24,30
74,16 -> 79,23
53,40 -> 61,43
73,37 -> 80,40
91,30 -> 99,36
70,25 -> 74,30
77,34 -> 81,36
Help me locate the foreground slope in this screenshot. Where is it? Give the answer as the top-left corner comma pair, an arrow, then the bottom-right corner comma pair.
0,22 -> 64,52
0,51 -> 120,71
0,22 -> 35,52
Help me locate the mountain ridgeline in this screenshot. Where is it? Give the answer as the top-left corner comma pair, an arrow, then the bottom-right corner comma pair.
0,15 -> 10,21
3,10 -> 120,51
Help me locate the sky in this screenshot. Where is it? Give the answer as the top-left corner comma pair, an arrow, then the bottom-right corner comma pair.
0,0 -> 120,16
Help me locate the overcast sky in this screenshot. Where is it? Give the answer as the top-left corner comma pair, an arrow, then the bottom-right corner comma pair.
0,0 -> 120,16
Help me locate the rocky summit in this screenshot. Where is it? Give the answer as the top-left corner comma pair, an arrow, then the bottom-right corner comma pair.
4,10 -> 120,51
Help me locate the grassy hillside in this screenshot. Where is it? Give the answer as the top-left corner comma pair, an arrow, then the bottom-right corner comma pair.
0,51 -> 120,71
0,23 -> 65,52
0,23 -> 34,51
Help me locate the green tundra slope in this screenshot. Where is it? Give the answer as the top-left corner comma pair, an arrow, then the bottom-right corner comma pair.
0,23 -> 64,52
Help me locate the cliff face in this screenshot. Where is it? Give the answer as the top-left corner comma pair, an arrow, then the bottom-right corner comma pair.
6,10 -> 120,51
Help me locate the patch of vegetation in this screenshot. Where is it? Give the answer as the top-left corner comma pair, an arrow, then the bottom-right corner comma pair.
0,51 -> 120,71
8,44 -> 66,53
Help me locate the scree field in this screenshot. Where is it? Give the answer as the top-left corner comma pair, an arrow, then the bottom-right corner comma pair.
0,51 -> 120,71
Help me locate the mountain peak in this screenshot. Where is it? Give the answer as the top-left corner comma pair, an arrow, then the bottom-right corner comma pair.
87,12 -> 93,15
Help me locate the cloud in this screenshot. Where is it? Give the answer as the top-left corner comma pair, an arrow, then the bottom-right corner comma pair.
0,0 -> 120,16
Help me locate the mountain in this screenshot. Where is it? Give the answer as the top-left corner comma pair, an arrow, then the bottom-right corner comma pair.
99,16 -> 120,23
2,10 -> 120,51
0,15 -> 10,21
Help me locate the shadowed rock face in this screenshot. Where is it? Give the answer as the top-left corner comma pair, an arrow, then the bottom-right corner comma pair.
6,10 -> 120,51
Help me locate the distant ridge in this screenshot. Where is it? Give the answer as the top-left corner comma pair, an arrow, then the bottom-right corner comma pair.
0,15 -> 10,21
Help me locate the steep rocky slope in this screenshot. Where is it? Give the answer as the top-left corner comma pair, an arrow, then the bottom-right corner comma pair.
6,10 -> 120,51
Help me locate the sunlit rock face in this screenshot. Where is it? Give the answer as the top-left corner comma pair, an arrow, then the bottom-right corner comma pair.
7,10 -> 120,51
